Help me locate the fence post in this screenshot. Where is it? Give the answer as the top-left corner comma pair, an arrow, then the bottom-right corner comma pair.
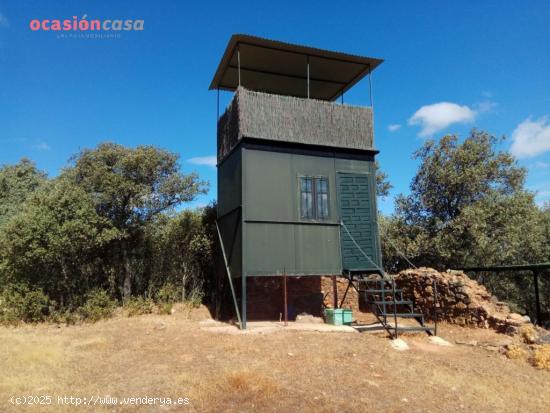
433,278 -> 438,336
534,269 -> 542,326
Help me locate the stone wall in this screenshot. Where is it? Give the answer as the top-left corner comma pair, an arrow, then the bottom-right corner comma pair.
395,267 -> 530,333
242,269 -> 531,333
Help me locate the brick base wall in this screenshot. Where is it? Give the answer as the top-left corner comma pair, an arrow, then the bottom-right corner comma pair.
244,276 -> 370,322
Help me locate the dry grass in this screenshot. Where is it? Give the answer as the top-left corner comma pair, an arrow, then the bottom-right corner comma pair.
519,324 -> 538,344
505,344 -> 528,361
532,345 -> 550,370
0,307 -> 549,412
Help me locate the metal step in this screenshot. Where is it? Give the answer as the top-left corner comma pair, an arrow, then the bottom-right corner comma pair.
362,289 -> 403,294
370,300 -> 413,306
393,326 -> 434,333
376,313 -> 424,319
358,278 -> 394,284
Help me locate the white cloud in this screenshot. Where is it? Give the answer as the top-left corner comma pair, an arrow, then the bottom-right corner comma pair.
0,12 -> 8,28
187,155 -> 217,167
31,141 -> 51,151
408,102 -> 476,138
534,161 -> 550,169
510,117 -> 550,159
474,100 -> 497,114
388,124 -> 401,132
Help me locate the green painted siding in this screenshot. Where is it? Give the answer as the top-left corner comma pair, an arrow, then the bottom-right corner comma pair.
218,149 -> 241,217
243,149 -> 339,223
241,147 -> 376,276
217,149 -> 243,278
217,144 -> 381,278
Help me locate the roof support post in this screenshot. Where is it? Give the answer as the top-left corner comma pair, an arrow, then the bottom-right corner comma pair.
216,88 -> 220,120
306,55 -> 310,99
368,64 -> 375,144
368,64 -> 374,111
237,45 -> 241,87
534,269 -> 542,326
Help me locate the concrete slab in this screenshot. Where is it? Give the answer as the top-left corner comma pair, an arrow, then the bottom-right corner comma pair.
390,338 -> 410,351
200,321 -> 358,335
429,336 -> 453,346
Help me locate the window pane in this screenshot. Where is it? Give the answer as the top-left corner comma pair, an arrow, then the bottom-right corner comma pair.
315,178 -> 329,219
316,178 -> 328,194
316,193 -> 327,219
300,177 -> 313,219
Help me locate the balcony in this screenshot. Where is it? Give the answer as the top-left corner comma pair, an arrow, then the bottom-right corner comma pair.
217,87 -> 374,162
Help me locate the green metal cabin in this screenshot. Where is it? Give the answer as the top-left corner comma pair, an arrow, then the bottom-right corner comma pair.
211,35 -> 384,327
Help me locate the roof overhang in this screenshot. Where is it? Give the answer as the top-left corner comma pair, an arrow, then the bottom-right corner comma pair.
209,34 -> 383,101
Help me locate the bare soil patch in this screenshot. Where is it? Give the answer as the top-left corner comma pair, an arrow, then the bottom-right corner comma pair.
0,307 -> 548,412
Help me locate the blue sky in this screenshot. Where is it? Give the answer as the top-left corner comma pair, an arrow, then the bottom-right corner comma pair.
1,0 -> 549,213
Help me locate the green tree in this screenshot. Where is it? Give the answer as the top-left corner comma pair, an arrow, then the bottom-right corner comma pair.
0,177 -> 120,307
385,130 -> 546,270
67,143 -> 208,299
381,131 -> 550,320
375,161 -> 392,198
145,209 -> 212,302
0,159 -> 46,227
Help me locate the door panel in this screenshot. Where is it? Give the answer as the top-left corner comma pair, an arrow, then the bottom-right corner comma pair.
337,172 -> 380,272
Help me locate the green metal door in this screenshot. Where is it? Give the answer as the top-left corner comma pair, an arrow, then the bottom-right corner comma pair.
337,172 -> 380,272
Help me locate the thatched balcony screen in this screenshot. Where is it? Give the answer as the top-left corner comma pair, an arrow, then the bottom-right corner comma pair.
217,87 -> 374,162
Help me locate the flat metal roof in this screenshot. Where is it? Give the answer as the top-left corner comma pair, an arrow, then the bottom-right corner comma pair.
209,34 -> 383,101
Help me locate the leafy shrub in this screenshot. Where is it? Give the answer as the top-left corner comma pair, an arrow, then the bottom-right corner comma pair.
0,284 -> 50,324
125,297 -> 153,317
155,283 -> 181,304
188,291 -> 203,308
79,289 -> 116,322
158,302 -> 173,315
21,290 -> 51,322
50,309 -> 79,325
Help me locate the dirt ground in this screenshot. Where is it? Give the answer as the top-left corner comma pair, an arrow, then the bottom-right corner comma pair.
0,306 -> 549,413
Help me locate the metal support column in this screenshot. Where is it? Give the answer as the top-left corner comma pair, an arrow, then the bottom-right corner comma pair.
237,46 -> 241,87
306,56 -> 310,99
215,221 -> 242,329
368,64 -> 374,111
339,273 -> 351,308
433,279 -> 439,336
283,269 -> 288,326
241,274 -> 247,329
216,88 -> 220,120
332,275 -> 338,309
367,63 -> 375,147
534,269 -> 542,326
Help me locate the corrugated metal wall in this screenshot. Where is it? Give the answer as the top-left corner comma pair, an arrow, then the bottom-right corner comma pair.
241,147 -> 379,276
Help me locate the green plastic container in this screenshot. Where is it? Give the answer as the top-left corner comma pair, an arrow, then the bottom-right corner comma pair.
324,308 -> 353,325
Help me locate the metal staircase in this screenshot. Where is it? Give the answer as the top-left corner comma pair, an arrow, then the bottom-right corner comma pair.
338,221 -> 437,338
360,275 -> 435,337
340,273 -> 436,338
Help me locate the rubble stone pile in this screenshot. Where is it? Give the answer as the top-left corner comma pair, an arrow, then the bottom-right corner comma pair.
395,267 -> 531,334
